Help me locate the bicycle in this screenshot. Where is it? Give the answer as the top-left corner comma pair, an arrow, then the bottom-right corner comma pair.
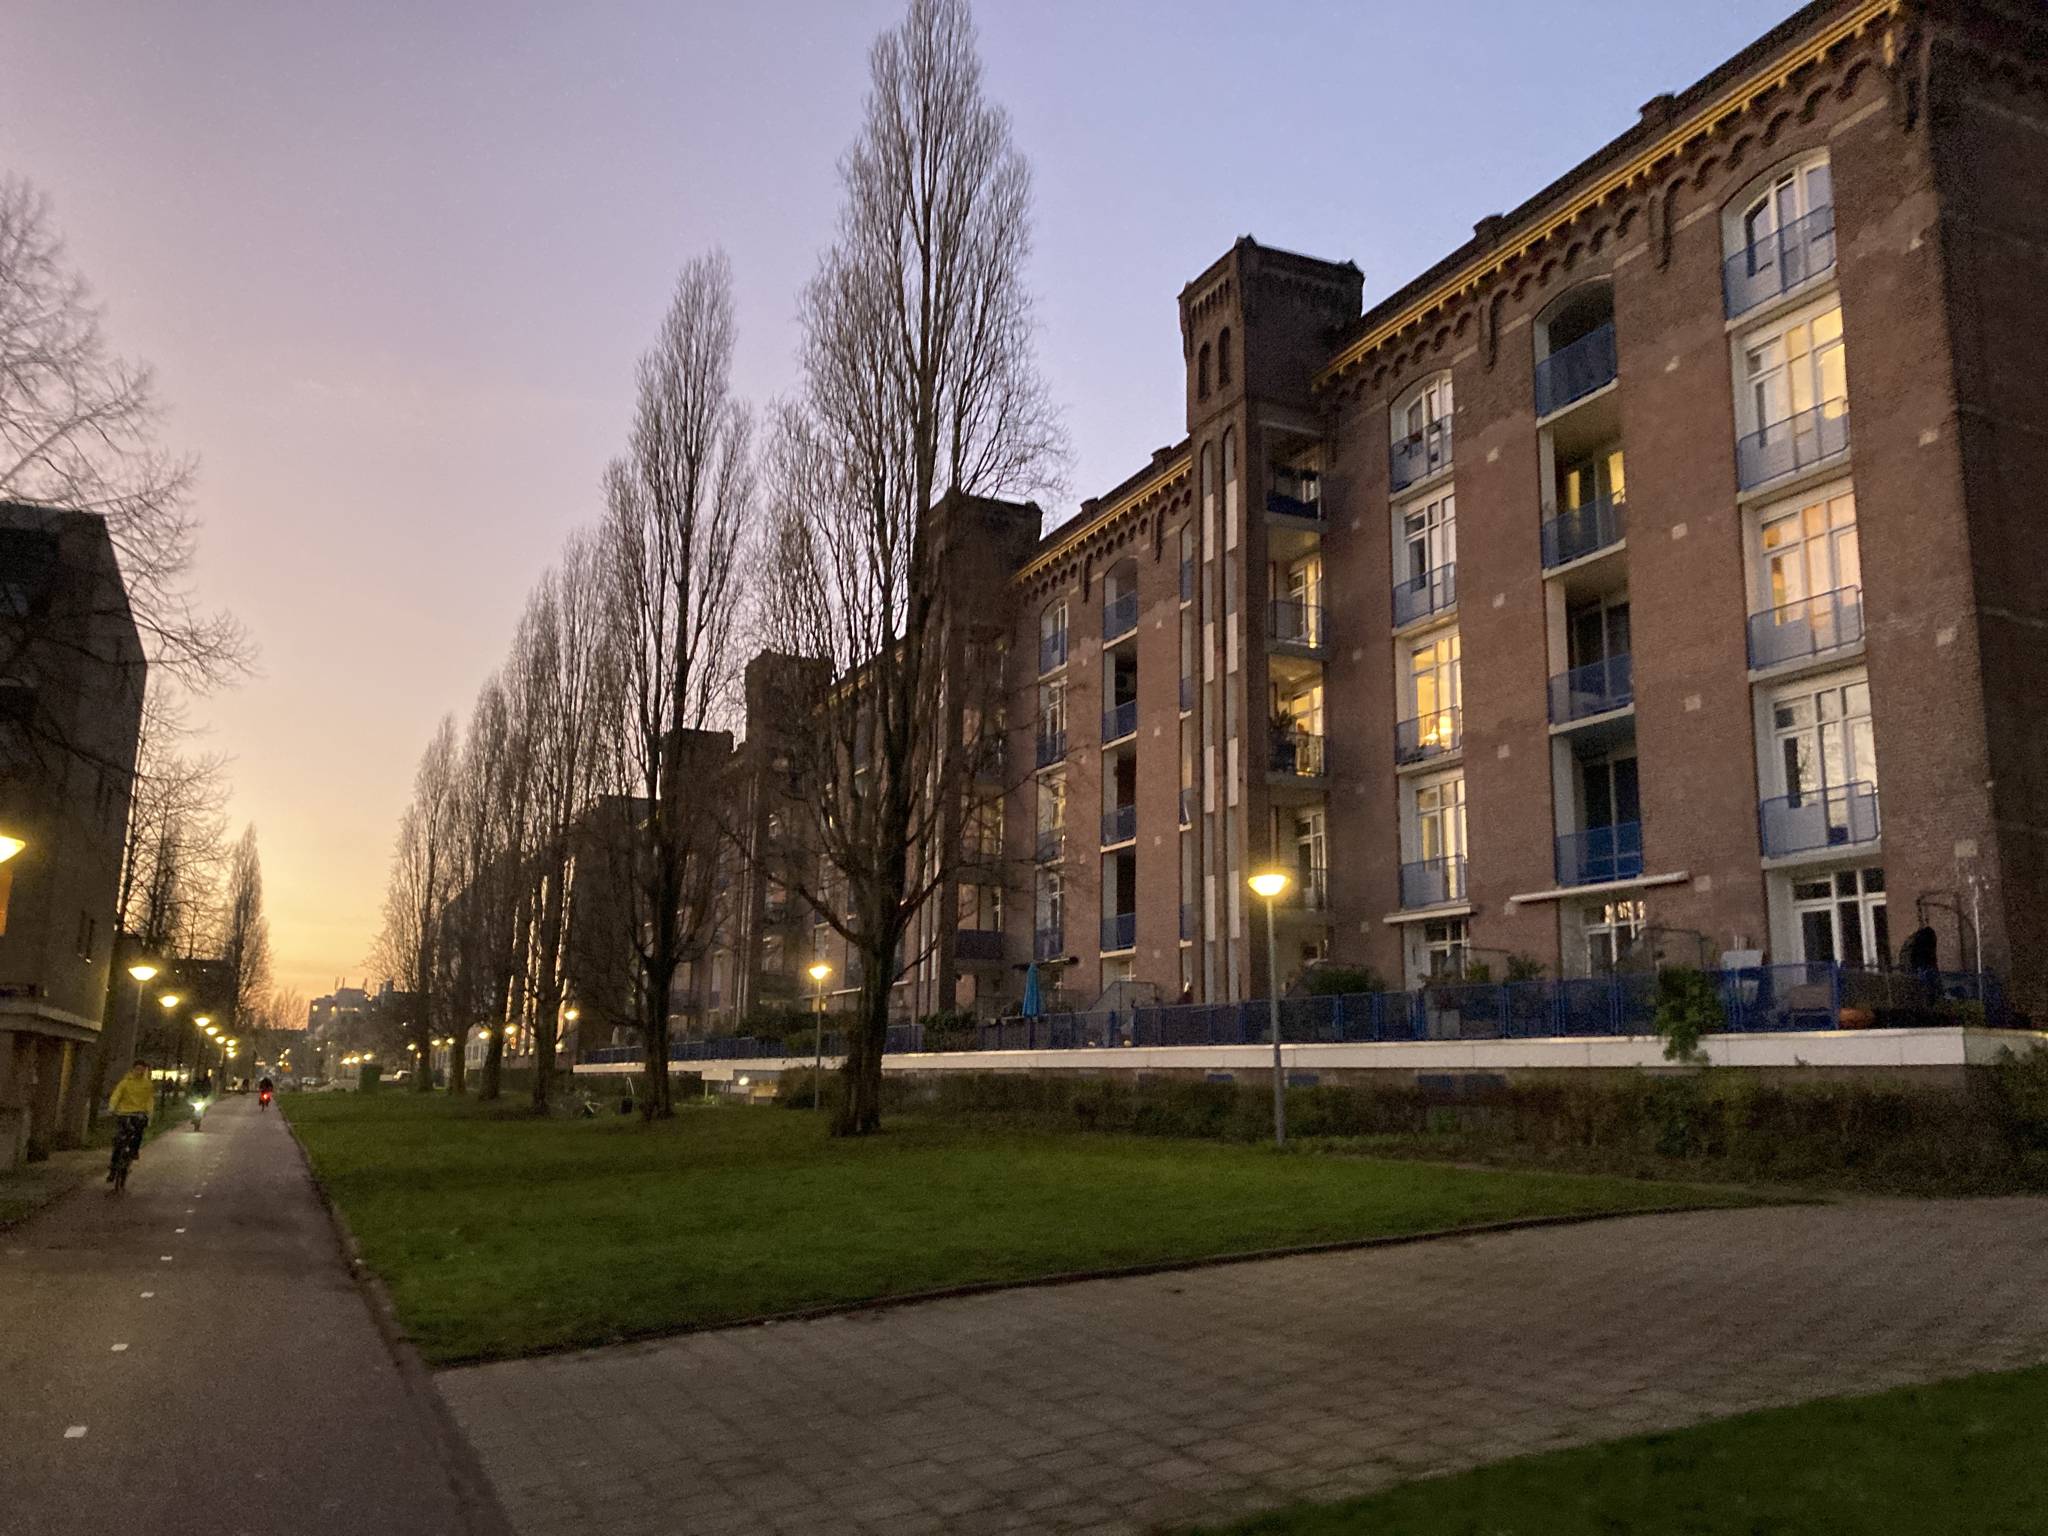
108,1113 -> 148,1194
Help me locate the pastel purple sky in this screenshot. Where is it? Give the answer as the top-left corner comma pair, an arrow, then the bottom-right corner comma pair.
5,0 -> 1795,1004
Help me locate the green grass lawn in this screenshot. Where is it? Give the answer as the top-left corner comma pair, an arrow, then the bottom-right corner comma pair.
1191,1365 -> 2048,1535
285,1092 -> 1753,1365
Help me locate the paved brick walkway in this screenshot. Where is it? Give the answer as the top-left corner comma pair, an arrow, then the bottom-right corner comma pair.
439,1199 -> 2048,1535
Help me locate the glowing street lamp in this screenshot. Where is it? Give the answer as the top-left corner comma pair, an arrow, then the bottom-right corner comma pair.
0,833 -> 24,864
1247,867 -> 1293,1148
158,993 -> 181,1011
807,960 -> 833,1112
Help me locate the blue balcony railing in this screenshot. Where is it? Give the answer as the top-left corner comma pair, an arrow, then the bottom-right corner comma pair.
1400,855 -> 1467,910
1760,780 -> 1880,858
1556,822 -> 1644,886
1102,699 -> 1137,743
1179,675 -> 1195,713
1035,727 -> 1066,768
1180,902 -> 1196,941
1178,786 -> 1196,827
1395,707 -> 1462,766
1549,653 -> 1634,724
1100,913 -> 1136,953
1724,205 -> 1837,318
1179,558 -> 1195,602
1269,728 -> 1326,779
1033,926 -> 1065,962
1269,598 -> 1325,651
1393,564 -> 1456,628
1533,322 -> 1618,417
1738,399 -> 1850,490
1540,494 -> 1627,569
1390,420 -> 1453,492
1103,591 -> 1139,642
1035,827 -> 1064,864
1748,585 -> 1864,670
1101,804 -> 1136,846
1266,483 -> 1323,521
1039,630 -> 1067,675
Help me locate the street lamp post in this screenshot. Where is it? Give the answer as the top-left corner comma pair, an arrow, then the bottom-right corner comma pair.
1247,869 -> 1293,1148
807,961 -> 833,1111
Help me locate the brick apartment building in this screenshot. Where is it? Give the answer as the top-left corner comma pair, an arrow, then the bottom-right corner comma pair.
691,0 -> 2047,1031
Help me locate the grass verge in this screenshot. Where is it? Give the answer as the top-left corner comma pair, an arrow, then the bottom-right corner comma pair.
283,1092 -> 1756,1365
1189,1365 -> 2048,1534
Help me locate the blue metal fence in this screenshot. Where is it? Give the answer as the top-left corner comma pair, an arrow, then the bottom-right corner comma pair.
1101,804 -> 1136,846
1039,630 -> 1067,674
1103,591 -> 1139,642
1100,912 -> 1136,952
1556,821 -> 1644,885
1393,564 -> 1457,628
575,965 -> 2008,1069
1738,399 -> 1850,489
1759,781 -> 1880,858
1747,585 -> 1863,670
1395,707 -> 1461,766
1389,420 -> 1453,492
1102,699 -> 1137,743
1549,653 -> 1634,724
1533,322 -> 1618,417
1270,598 -> 1326,651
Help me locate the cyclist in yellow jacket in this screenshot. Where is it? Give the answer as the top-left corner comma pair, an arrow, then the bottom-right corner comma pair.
106,1061 -> 154,1182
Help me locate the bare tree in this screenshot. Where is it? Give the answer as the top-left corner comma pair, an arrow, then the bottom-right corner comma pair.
115,683 -> 231,956
0,178 -> 248,699
760,0 -> 1063,1133
589,252 -> 752,1120
446,678 -> 522,1098
218,825 -> 272,1049
375,719 -> 459,1091
514,534 -> 613,1113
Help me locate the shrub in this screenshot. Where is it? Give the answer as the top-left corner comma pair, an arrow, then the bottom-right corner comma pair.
1302,964 -> 1387,998
1652,967 -> 1725,1064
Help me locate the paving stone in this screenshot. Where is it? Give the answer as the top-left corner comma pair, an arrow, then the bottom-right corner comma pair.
439,1198 -> 2048,1536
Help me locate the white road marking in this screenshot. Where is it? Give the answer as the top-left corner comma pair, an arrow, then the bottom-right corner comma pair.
174,1227 -> 186,1234
64,1426 -> 87,1439
111,1343 -> 129,1353
140,1292 -> 155,1299
159,1255 -> 173,1262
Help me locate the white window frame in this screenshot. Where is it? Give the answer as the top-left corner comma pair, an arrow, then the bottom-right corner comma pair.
1790,866 -> 1888,969
1721,152 -> 1835,271
1735,294 -> 1846,442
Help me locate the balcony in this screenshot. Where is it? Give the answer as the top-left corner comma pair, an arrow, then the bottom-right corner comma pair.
1724,205 -> 1837,318
1280,866 -> 1330,913
1035,827 -> 1064,864
1103,591 -> 1139,643
1748,585 -> 1864,671
1395,707 -> 1462,766
1101,699 -> 1137,744
1400,855 -> 1468,910
1555,822 -> 1644,886
1039,631 -> 1067,675
1549,654 -> 1633,725
1035,727 -> 1066,768
1033,925 -> 1065,962
1738,399 -> 1850,490
1179,558 -> 1195,603
1101,804 -> 1136,847
1180,902 -> 1196,942
1179,675 -> 1195,713
1267,469 -> 1322,521
1540,494 -> 1627,569
1177,786 -> 1196,828
1533,322 -> 1618,418
1268,598 -> 1326,654
1100,913 -> 1136,953
1390,420 -> 1453,492
954,929 -> 1005,964
1759,780 -> 1880,859
1392,564 -> 1456,628
1269,727 -> 1326,780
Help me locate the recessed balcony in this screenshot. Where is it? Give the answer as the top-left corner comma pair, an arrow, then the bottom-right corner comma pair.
1103,591 -> 1139,643
1268,727 -> 1326,781
1101,699 -> 1137,745
1039,631 -> 1067,675
1267,468 -> 1323,521
1100,804 -> 1136,848
1179,903 -> 1196,942
1540,494 -> 1627,570
1555,822 -> 1644,886
1395,707 -> 1462,767
1548,654 -> 1634,725
1100,913 -> 1136,953
1759,781 -> 1880,859
1534,321 -> 1618,419
1034,827 -> 1064,864
1724,205 -> 1837,319
1390,420 -> 1453,493
1400,855 -> 1467,910
1177,786 -> 1196,828
1179,675 -> 1195,714
1033,926 -> 1064,962
1268,598 -> 1327,657
954,929 -> 1005,965
1748,585 -> 1864,671
1392,565 -> 1456,629
1278,866 -> 1330,913
1179,557 -> 1194,603
1035,727 -> 1067,769
1738,399 -> 1850,490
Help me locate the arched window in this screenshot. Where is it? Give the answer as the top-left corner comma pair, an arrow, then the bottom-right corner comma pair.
1197,343 -> 1212,401
1722,152 -> 1835,318
1532,282 -> 1616,417
1390,371 -> 1454,492
1217,328 -> 1233,386
1038,598 -> 1068,675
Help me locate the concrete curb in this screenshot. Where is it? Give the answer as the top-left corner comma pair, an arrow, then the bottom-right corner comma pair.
281,1108 -> 519,1536
450,1193 -> 1796,1372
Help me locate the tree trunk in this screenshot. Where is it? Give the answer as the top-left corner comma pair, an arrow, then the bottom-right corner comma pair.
413,996 -> 434,1092
530,860 -> 567,1115
833,955 -> 892,1136
448,1036 -> 467,1096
